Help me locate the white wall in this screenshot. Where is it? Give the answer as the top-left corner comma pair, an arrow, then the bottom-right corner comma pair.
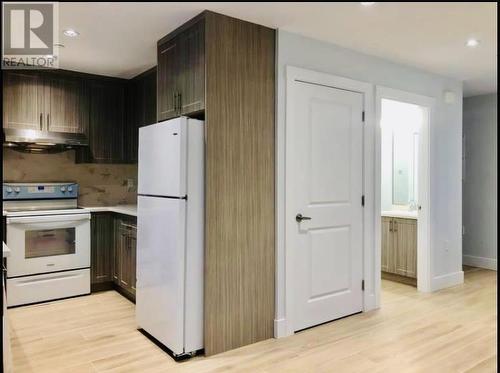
276,31 -> 463,333
381,125 -> 393,211
462,93 -> 497,270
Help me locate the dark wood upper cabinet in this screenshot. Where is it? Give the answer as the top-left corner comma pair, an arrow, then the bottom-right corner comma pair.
76,79 -> 126,163
3,68 -> 156,164
157,37 -> 181,121
3,71 -> 45,131
3,71 -> 88,134
44,73 -> 89,134
125,67 -> 157,162
141,68 -> 157,126
157,17 -> 205,121
178,19 -> 205,116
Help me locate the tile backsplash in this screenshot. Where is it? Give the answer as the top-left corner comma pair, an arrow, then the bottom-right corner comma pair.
3,149 -> 137,206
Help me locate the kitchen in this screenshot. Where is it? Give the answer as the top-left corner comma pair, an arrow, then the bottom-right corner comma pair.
2,2 -> 496,373
3,6 -> 275,369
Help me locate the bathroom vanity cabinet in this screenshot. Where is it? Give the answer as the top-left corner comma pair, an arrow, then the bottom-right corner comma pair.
381,216 -> 417,281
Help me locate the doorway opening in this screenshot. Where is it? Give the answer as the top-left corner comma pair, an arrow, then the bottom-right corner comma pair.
377,88 -> 433,294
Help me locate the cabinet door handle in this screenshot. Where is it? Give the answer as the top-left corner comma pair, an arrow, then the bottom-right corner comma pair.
173,92 -> 178,113
389,220 -> 393,232
393,221 -> 398,232
39,113 -> 43,130
47,113 -> 50,131
177,92 -> 182,115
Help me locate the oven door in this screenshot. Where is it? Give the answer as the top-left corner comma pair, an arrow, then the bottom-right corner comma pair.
6,213 -> 91,277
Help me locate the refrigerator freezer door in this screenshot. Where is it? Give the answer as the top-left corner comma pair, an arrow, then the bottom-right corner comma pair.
136,195 -> 186,355
138,118 -> 187,197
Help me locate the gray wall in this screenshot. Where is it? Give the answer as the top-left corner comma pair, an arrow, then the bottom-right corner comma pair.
275,30 -> 463,327
463,93 -> 497,270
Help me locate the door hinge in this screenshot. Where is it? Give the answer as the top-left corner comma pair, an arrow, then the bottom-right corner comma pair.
361,195 -> 365,207
362,280 -> 365,291
362,111 -> 365,122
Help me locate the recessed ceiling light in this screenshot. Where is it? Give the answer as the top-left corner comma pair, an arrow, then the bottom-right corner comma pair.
361,2 -> 376,5
466,38 -> 480,48
63,29 -> 80,37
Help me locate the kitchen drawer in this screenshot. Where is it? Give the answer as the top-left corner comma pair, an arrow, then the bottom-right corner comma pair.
7,268 -> 90,307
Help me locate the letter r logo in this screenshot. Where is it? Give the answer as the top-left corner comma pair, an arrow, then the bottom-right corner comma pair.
3,3 -> 54,55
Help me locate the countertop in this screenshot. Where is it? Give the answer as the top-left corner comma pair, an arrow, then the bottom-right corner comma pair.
381,210 -> 418,219
80,204 -> 137,217
3,242 -> 11,258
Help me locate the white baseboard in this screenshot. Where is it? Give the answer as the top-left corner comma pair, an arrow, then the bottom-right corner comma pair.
274,318 -> 288,338
463,255 -> 497,271
431,271 -> 464,292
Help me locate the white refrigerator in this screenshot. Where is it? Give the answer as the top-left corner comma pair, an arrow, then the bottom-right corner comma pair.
136,117 -> 204,358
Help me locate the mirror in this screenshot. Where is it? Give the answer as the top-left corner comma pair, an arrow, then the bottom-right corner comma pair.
392,131 -> 419,206
380,98 -> 423,211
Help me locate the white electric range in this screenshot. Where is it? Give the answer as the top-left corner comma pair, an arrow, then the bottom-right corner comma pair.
3,182 -> 91,307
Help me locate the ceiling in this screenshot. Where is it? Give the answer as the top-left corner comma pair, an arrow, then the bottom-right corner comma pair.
58,2 -> 497,97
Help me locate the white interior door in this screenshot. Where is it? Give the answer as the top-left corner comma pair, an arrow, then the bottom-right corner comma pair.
288,81 -> 364,331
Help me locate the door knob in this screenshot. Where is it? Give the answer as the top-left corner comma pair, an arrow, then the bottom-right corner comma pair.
296,213 -> 312,223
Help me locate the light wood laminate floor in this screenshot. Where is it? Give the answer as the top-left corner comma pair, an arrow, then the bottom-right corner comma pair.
8,268 -> 497,372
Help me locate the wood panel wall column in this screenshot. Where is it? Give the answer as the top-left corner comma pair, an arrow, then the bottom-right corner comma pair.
204,12 -> 275,356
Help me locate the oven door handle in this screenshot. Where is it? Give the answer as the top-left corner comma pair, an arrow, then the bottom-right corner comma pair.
6,214 -> 90,225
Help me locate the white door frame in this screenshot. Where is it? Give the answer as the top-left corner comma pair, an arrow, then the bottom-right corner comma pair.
375,86 -> 435,293
276,66 -> 376,337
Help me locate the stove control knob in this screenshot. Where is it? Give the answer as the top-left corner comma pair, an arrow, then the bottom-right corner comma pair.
14,187 -> 20,193
6,187 -> 12,193
60,186 -> 67,193
67,186 -> 73,193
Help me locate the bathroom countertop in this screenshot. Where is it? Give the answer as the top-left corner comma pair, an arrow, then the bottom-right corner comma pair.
381,210 -> 418,219
80,204 -> 137,217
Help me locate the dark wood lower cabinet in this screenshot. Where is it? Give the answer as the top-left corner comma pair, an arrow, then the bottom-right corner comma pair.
114,217 -> 137,299
90,212 -> 137,301
90,213 -> 114,291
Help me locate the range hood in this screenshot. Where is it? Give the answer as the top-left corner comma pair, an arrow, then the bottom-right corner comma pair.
3,128 -> 88,153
